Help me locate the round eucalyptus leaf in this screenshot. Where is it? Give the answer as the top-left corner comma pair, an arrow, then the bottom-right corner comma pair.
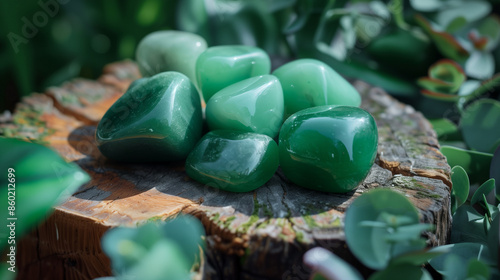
101,223 -> 163,274
159,215 -> 206,266
101,215 -> 205,278
450,166 -> 470,208
470,178 -> 496,206
125,239 -> 190,280
441,146 -> 492,184
344,189 -> 422,270
460,99 -> 500,153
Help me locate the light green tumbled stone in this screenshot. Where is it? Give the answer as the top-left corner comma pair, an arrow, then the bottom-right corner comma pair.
205,75 -> 284,138
272,59 -> 361,117
185,130 -> 279,193
96,71 -> 203,162
196,45 -> 271,101
136,30 -> 207,84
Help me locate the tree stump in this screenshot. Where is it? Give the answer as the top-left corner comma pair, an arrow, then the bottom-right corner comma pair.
0,61 -> 452,280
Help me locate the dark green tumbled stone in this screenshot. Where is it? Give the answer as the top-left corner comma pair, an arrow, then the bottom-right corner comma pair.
195,45 -> 271,101
279,105 -> 378,193
205,75 -> 284,138
96,72 -> 203,162
185,130 -> 279,192
272,59 -> 362,117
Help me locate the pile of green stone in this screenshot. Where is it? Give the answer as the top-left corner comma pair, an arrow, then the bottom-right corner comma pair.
96,31 -> 378,193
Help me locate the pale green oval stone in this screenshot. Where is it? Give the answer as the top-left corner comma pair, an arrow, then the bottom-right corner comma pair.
136,30 -> 207,84
272,58 -> 361,117
205,75 -> 284,138
196,45 -> 271,101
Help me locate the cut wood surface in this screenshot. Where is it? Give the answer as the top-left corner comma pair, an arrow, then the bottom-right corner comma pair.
1,61 -> 452,280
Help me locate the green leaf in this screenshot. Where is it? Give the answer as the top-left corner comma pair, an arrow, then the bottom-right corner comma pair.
460,99 -> 500,153
486,214 -> 499,263
303,247 -> 363,280
158,215 -> 206,266
415,14 -> 469,62
310,49 -> 420,103
384,224 -> 435,243
491,146 -> 500,201
409,0 -> 442,12
465,51 -> 495,80
450,205 -> 488,244
344,189 -> 424,270
101,215 -> 205,279
477,15 -> 500,51
451,166 -> 470,209
389,247 -> 449,266
444,254 -> 468,280
461,74 -> 500,106
428,243 -> 494,275
0,138 -> 90,251
457,80 -> 482,99
471,179 -> 496,206
429,119 -> 461,141
446,16 -> 468,33
418,78 -> 459,95
466,259 -> 490,280
420,89 -> 461,102
441,146 -> 493,184
436,1 -> 491,29
428,59 -> 466,90
368,263 -> 432,280
0,263 -> 16,280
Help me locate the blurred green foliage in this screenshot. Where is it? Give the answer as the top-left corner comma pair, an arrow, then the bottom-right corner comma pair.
0,0 -> 178,112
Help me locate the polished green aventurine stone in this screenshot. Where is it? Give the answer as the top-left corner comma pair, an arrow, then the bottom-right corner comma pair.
205,75 -> 284,138
279,105 -> 378,193
96,71 -> 203,162
185,130 -> 279,192
272,59 -> 362,117
136,30 -> 207,84
196,45 -> 271,101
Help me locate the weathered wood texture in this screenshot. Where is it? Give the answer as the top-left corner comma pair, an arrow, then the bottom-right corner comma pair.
0,61 -> 452,280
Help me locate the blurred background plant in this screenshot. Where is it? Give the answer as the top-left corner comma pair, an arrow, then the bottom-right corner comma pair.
2,1 -> 500,278
98,215 -> 205,280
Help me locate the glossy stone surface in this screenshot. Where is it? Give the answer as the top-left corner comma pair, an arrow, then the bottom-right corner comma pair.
136,30 -> 207,84
279,105 -> 378,193
185,130 -> 279,192
196,45 -> 271,101
205,75 -> 284,138
96,72 -> 203,162
272,59 -> 361,117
